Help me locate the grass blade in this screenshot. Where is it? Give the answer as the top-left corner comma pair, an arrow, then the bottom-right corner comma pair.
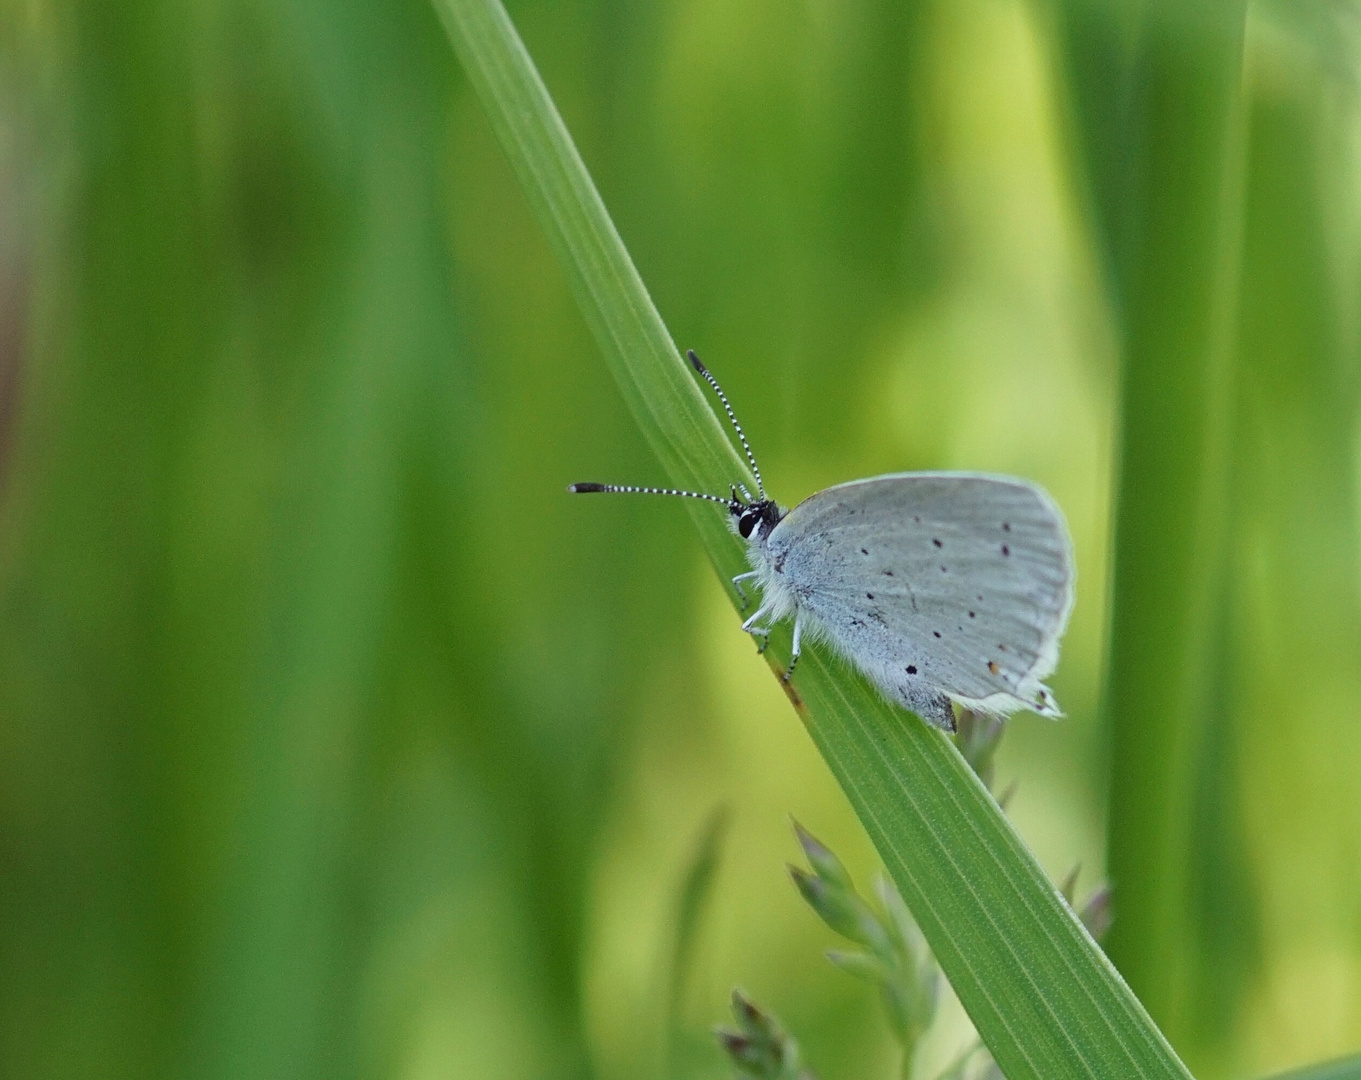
667,808 -> 731,1076
434,0 -> 1193,1075
1100,4 -> 1247,1038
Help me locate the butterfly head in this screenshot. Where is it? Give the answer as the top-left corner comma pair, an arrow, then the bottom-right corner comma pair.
570,351 -> 785,542
731,497 -> 782,542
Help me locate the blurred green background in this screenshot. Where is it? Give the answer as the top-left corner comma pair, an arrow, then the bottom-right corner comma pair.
2,0 -> 1360,1078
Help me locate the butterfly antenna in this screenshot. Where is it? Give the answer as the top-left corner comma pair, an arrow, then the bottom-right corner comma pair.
568,482 -> 737,508
687,350 -> 766,499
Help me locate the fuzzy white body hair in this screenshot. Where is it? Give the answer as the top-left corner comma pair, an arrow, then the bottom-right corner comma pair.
733,517 -> 796,624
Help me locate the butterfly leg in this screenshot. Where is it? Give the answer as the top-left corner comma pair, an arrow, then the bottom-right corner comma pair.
742,598 -> 775,653
741,601 -> 773,635
745,621 -> 773,654
732,570 -> 760,610
781,610 -> 803,683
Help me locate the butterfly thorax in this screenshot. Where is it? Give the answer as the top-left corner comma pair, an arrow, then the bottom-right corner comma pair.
732,499 -> 802,630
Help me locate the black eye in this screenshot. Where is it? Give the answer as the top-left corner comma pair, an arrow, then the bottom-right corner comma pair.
738,513 -> 757,538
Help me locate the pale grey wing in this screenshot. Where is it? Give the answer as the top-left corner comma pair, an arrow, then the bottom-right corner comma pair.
766,472 -> 1073,723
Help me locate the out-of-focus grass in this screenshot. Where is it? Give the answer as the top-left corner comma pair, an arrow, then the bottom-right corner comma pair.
1,0 -> 1361,1078
1220,14 -> 1361,1075
1097,0 -> 1247,1049
1263,1052 -> 1361,1080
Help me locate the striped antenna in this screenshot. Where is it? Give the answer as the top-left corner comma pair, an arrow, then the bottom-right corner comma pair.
568,483 -> 737,508
687,350 -> 765,499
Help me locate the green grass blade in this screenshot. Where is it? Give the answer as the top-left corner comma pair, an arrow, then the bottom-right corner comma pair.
433,0 -> 1193,1076
667,807 -> 731,1076
669,808 -> 731,1023
1101,5 -> 1247,1039
434,0 -> 755,558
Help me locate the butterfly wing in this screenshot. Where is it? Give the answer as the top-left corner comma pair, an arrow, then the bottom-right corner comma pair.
766,472 -> 1073,728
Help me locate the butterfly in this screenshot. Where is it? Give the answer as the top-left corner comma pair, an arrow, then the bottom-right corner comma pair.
571,352 -> 1074,732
